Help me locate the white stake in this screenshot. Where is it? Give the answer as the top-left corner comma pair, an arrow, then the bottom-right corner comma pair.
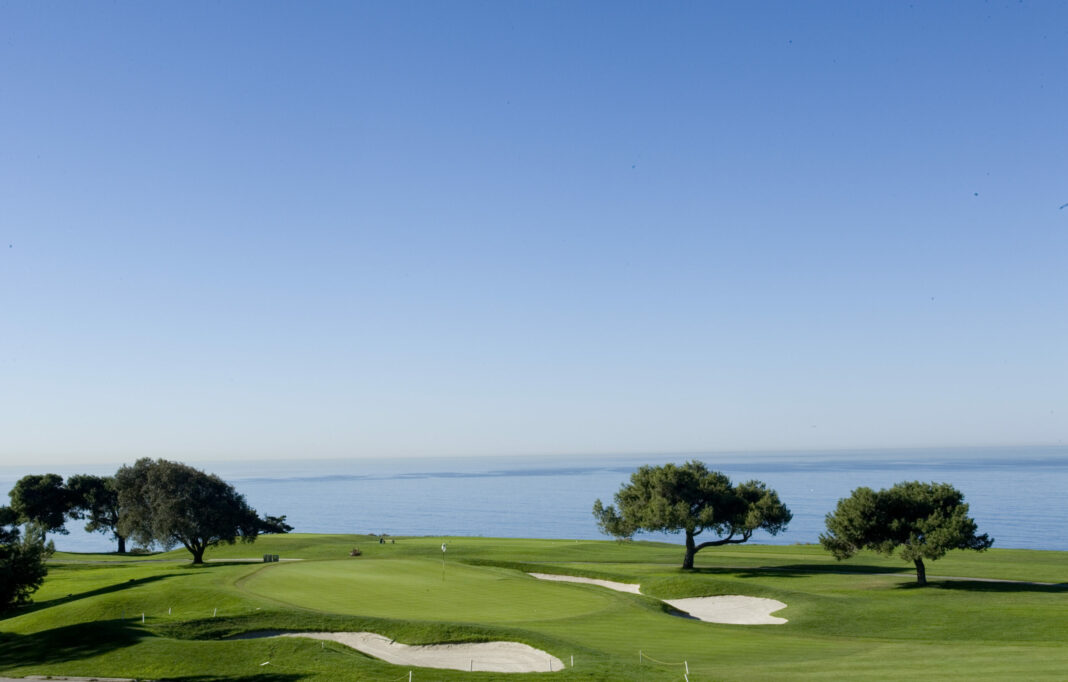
168,607 -> 171,615
213,607 -> 217,617
142,613 -> 145,623
408,672 -> 412,682
571,655 -> 574,668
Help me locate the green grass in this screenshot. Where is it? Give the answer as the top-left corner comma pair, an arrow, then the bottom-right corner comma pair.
3,534 -> 1066,680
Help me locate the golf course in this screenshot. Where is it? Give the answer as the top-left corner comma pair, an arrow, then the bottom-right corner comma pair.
1,534 -> 1066,680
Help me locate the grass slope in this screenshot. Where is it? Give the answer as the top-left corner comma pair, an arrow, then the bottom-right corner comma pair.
2,534 -> 1066,681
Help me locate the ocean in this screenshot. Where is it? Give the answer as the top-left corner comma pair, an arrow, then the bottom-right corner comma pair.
2,446 -> 1066,553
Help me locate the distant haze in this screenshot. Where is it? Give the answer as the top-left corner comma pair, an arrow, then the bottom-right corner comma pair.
1,3 -> 1065,468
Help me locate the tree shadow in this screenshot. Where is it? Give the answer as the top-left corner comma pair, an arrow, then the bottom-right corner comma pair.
180,561 -> 268,569
896,579 -> 1068,593
687,563 -> 900,579
685,564 -> 1068,592
3,573 -> 182,620
0,620 -> 146,668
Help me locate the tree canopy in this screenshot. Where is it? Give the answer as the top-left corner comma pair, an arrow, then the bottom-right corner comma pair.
820,480 -> 993,585
0,506 -> 53,612
67,474 -> 126,553
8,473 -> 70,534
593,460 -> 792,569
115,458 -> 261,564
258,515 -> 294,534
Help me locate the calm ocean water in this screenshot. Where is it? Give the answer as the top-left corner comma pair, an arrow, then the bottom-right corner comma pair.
3,446 -> 1066,553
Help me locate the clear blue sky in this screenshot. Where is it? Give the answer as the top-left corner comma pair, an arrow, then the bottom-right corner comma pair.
2,1 -> 1065,466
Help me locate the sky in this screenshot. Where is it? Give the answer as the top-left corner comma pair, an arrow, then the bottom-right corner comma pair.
1,1 -> 1066,467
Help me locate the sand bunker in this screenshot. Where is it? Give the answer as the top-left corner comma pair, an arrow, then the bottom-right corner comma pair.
528,572 -> 787,625
527,572 -> 642,594
663,596 -> 787,624
272,632 -> 564,673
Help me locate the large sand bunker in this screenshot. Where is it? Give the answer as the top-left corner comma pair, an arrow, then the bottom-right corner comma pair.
528,572 -> 787,624
662,596 -> 787,624
271,632 -> 564,673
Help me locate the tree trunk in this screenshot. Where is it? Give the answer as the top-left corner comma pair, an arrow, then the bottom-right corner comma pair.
682,532 -> 696,570
914,558 -> 927,586
191,546 -> 205,564
116,535 -> 126,554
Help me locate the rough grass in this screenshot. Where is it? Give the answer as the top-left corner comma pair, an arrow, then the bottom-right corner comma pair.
3,535 -> 1066,680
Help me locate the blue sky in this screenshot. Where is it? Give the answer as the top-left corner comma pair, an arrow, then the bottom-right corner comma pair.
1,1 -> 1065,466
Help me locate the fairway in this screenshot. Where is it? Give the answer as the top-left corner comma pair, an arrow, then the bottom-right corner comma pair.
240,557 -> 623,623
3,535 -> 1068,680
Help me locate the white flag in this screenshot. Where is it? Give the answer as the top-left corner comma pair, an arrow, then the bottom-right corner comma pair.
441,543 -> 447,552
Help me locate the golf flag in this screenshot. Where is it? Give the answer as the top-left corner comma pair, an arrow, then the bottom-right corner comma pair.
441,543 -> 447,553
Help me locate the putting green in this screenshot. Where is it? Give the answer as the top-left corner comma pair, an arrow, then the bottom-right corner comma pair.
239,558 -> 622,623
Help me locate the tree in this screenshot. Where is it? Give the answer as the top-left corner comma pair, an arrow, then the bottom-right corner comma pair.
67,474 -> 127,553
258,515 -> 294,534
821,481 -> 993,586
0,506 -> 53,612
115,458 -> 261,564
8,473 -> 71,534
593,460 -> 792,569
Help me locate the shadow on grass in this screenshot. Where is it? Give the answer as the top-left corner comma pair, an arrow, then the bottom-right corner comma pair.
896,580 -> 1068,593
686,564 -> 899,579
685,564 -> 1068,592
0,620 -> 146,668
1,574 -> 182,621
181,561 -> 272,569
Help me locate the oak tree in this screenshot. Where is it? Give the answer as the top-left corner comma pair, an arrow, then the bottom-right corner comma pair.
8,474 -> 70,534
67,474 -> 127,553
115,458 -> 261,564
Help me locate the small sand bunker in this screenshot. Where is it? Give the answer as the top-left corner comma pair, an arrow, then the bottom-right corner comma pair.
663,596 -> 787,624
274,632 -> 564,673
527,572 -> 642,594
528,572 -> 786,625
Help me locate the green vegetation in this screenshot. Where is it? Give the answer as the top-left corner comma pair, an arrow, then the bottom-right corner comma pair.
2,534 -> 1066,680
9,461 -> 289,573
116,458 -> 265,564
594,460 -> 791,568
8,474 -> 70,535
822,481 -> 994,585
0,507 -> 52,612
67,474 -> 126,553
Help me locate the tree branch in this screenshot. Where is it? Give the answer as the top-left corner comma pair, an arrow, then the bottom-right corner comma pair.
695,531 -> 740,551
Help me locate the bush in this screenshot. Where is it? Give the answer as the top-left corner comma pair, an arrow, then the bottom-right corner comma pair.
0,510 -> 54,612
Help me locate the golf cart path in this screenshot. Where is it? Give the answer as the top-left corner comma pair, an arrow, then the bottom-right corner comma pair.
0,677 -> 138,681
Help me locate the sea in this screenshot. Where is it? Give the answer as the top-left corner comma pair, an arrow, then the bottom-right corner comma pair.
2,445 -> 1066,553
